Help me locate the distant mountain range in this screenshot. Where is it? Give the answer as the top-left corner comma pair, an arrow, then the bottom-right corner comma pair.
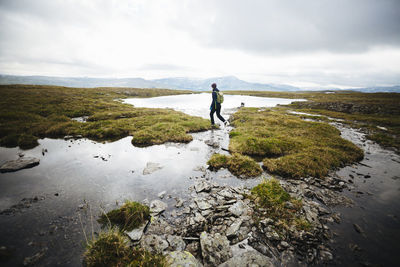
0,74 -> 399,92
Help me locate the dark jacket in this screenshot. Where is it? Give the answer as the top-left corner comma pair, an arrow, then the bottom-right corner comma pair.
210,88 -> 219,109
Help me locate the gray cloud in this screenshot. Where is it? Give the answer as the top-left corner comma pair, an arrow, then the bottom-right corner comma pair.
0,0 -> 399,87
139,64 -> 193,71
173,0 -> 400,54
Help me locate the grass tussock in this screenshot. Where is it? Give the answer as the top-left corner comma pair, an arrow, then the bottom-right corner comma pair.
98,201 -> 150,231
229,108 -> 363,178
250,178 -> 311,231
84,228 -> 167,267
208,153 -> 262,177
0,85 -> 210,149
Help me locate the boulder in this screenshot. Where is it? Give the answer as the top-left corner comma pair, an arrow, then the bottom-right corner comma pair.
217,188 -> 235,199
0,157 -> 40,173
125,222 -> 148,242
167,235 -> 186,251
226,219 -> 243,238
195,180 -> 212,193
194,198 -> 212,210
158,191 -> 167,199
218,251 -> 275,267
150,200 -> 167,215
166,251 -> 203,267
200,232 -> 232,266
146,218 -> 174,235
140,234 -> 168,254
228,201 -> 246,217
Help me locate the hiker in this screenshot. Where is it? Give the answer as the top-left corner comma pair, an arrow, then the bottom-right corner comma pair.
210,83 -> 227,126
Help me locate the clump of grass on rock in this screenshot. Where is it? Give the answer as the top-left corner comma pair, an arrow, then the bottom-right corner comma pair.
229,108 -> 363,179
98,201 -> 150,231
250,178 -> 311,231
208,153 -> 262,177
84,228 -> 167,267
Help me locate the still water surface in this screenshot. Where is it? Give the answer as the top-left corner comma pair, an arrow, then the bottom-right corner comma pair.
123,93 -> 302,119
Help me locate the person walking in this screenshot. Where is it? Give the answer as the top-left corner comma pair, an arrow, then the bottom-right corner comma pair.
210,83 -> 227,126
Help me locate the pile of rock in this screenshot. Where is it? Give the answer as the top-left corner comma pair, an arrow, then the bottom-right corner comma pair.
123,178 -> 340,266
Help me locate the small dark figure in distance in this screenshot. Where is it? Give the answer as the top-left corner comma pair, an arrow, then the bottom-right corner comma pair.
210,83 -> 227,126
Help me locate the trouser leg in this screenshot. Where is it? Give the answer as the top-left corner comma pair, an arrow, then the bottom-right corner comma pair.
210,107 -> 215,124
216,104 -> 225,122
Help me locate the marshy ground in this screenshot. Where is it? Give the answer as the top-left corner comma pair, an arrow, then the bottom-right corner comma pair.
0,85 -> 399,266
0,84 -> 210,149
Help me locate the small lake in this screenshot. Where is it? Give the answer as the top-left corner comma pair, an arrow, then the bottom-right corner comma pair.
123,93 -> 303,119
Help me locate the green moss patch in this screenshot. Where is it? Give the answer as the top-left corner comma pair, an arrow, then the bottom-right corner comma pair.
250,178 -> 311,231
98,201 -> 150,231
0,85 -> 211,149
229,108 -> 363,179
84,228 -> 167,267
208,153 -> 262,177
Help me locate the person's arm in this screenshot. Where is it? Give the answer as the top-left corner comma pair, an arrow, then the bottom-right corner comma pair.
211,91 -> 217,108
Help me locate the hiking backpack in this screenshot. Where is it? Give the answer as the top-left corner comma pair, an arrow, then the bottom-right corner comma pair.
216,91 -> 224,104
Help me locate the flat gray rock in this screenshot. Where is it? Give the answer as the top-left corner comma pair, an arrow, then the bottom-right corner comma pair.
228,200 -> 246,217
226,219 -> 243,238
195,180 -> 212,193
125,221 -> 148,242
200,232 -> 232,266
167,235 -> 186,251
218,188 -> 235,199
218,251 -> 275,267
158,191 -> 167,199
150,200 -> 167,215
194,198 -> 212,210
0,157 -> 40,173
140,234 -> 168,254
166,251 -> 203,267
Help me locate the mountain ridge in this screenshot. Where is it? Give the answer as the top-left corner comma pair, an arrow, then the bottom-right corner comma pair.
0,74 -> 399,93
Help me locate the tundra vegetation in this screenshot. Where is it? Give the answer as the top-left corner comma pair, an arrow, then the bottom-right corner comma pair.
228,108 -> 364,179
226,90 -> 400,153
0,85 -> 211,149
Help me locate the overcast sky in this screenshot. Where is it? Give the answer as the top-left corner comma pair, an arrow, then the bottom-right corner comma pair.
1,0 -> 400,88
